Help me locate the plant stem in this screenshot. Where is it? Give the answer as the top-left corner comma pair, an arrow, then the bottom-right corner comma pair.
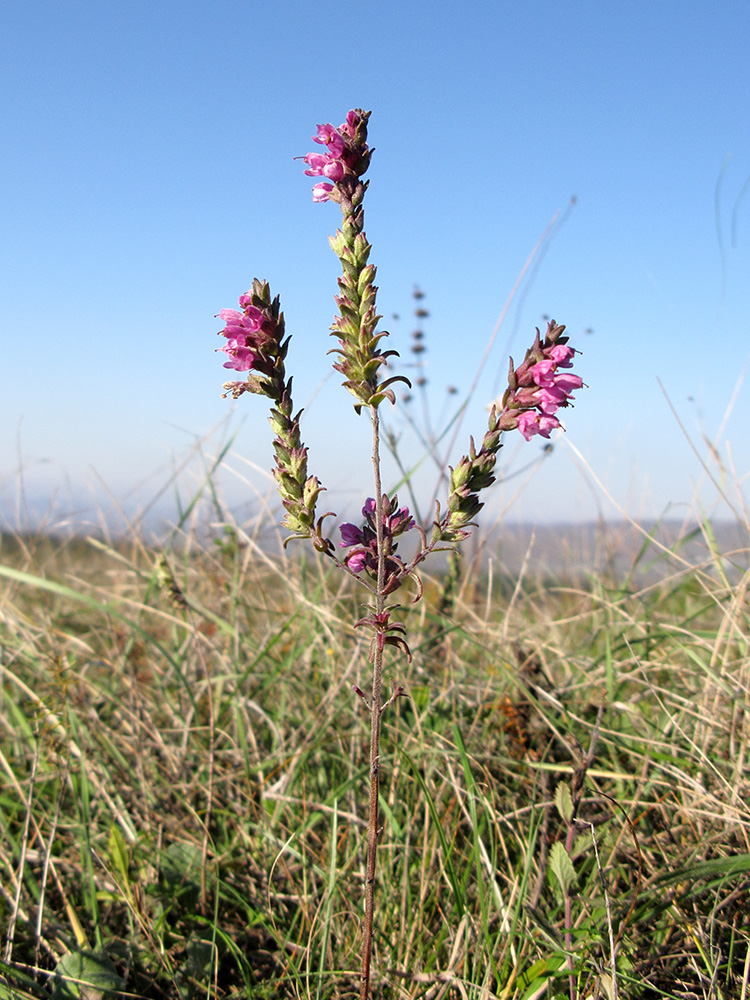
359,405 -> 387,1000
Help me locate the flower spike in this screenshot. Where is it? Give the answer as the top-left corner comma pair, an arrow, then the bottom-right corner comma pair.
436,321 -> 585,543
301,110 -> 410,411
217,279 -> 331,549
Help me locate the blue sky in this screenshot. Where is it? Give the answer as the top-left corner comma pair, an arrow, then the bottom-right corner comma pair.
2,0 -> 750,533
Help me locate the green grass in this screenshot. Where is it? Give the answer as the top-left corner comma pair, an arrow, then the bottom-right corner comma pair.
0,516 -> 749,1000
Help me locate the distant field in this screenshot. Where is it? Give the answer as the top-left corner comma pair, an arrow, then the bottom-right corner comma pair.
0,517 -> 748,999
480,518 -> 750,576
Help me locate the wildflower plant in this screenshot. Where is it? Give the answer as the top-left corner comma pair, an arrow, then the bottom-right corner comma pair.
215,108 -> 584,999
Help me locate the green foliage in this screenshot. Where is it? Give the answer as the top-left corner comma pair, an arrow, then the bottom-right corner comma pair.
50,952 -> 124,1000
553,781 -> 574,824
548,842 -> 576,898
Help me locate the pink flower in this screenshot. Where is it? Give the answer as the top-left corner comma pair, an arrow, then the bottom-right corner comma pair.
536,387 -> 565,414
219,307 -> 263,336
536,374 -> 583,413
528,360 -> 558,387
221,338 -> 257,371
313,123 -> 345,157
302,153 -> 330,175
340,110 -> 360,137
339,522 -> 363,547
303,110 -> 371,201
545,344 -> 577,367
554,373 -> 583,394
492,320 -> 583,442
517,411 -> 561,441
303,153 -> 344,181
312,182 -> 334,202
345,549 -> 368,574
217,298 -> 266,372
322,159 -> 344,180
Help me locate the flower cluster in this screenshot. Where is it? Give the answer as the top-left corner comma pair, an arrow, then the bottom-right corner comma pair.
217,280 -> 328,549
302,111 -> 372,204
496,326 -> 583,441
218,297 -> 272,374
301,109 -> 408,412
340,496 -> 415,594
436,321 -> 583,543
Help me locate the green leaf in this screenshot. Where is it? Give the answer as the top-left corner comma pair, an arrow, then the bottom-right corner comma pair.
549,842 -> 577,895
160,841 -> 204,907
554,781 -> 574,823
51,951 -> 124,1000
519,953 -> 566,1000
107,825 -> 130,891
175,937 -> 214,1000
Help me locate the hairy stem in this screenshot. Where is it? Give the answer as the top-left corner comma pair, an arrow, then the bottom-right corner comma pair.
359,405 -> 386,1000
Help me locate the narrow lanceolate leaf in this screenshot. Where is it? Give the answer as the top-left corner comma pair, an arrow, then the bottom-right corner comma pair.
107,824 -> 130,893
549,842 -> 577,895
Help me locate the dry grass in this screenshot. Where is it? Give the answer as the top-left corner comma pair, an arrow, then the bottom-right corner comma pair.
0,512 -> 749,1000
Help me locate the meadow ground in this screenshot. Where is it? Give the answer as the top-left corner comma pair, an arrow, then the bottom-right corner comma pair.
0,512 -> 749,999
